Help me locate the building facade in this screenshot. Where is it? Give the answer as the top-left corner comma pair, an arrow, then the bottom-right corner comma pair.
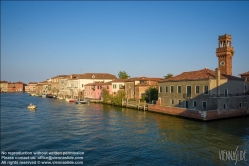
8,82 -> 26,92
50,75 -> 69,96
84,82 -> 112,99
240,71 -> 249,93
25,82 -> 38,92
124,77 -> 162,100
0,81 -> 8,92
158,68 -> 245,111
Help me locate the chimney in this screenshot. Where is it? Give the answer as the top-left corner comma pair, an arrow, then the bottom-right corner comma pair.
215,68 -> 220,96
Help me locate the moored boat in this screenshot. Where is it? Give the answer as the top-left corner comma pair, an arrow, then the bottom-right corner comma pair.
66,99 -> 76,102
76,100 -> 88,104
46,94 -> 54,98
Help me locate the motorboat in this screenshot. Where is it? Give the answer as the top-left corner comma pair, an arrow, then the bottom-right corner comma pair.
66,99 -> 76,102
76,100 -> 88,104
27,104 -> 37,109
42,94 -> 46,98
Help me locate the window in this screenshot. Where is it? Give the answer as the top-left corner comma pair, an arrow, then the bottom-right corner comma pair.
225,89 -> 228,97
82,84 -> 84,87
193,101 -> 197,107
196,86 -> 200,94
186,86 -> 192,97
171,99 -> 174,105
178,100 -> 181,106
202,101 -> 207,108
177,86 -> 181,93
239,102 -> 242,108
204,86 -> 209,95
159,86 -> 162,93
165,86 -> 168,93
119,84 -> 123,88
113,84 -> 117,89
223,104 -> 227,109
107,86 -> 109,89
170,86 -> 174,93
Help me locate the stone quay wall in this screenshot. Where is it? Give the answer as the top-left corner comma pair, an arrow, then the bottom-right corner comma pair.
148,104 -> 249,121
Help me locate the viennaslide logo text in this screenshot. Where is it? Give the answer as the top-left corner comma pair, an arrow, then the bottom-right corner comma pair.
219,146 -> 247,165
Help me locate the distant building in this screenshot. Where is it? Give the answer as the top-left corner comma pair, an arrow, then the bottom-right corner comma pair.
111,79 -> 126,95
8,81 -> 26,92
78,73 -> 117,92
239,71 -> 249,93
0,81 -> 8,92
124,77 -> 162,100
25,82 -> 38,92
84,81 -> 112,100
35,81 -> 48,95
50,75 -> 70,96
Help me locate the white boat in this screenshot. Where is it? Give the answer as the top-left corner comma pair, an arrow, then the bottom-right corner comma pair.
58,97 -> 64,100
66,99 -> 76,102
76,100 -> 88,104
42,94 -> 46,98
27,105 -> 37,109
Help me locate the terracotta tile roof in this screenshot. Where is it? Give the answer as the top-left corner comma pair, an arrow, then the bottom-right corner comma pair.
79,73 -> 117,79
85,81 -> 107,86
51,75 -> 70,79
111,79 -> 128,82
125,77 -> 162,82
135,83 -> 150,86
38,81 -> 48,84
239,71 -> 249,76
28,82 -> 38,84
0,81 -> 9,83
159,68 -> 243,82
14,81 -> 26,84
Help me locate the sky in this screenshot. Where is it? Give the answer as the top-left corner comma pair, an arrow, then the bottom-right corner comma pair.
1,1 -> 249,84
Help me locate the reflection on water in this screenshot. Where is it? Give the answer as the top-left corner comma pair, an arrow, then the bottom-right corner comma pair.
1,93 -> 249,165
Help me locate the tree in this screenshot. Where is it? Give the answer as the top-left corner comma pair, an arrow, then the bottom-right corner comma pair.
163,73 -> 173,79
144,87 -> 158,103
118,71 -> 130,79
102,88 -> 112,102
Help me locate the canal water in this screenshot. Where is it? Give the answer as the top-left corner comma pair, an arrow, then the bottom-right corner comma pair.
1,93 -> 249,165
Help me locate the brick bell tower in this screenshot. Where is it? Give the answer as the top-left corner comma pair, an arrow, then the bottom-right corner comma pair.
216,34 -> 234,75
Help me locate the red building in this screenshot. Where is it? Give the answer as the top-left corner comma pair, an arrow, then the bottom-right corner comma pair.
8,82 -> 26,92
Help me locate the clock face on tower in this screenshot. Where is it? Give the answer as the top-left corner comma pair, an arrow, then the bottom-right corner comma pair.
220,61 -> 225,66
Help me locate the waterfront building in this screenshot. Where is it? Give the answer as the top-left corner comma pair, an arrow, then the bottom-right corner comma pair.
25,82 -> 38,92
35,81 -> 48,95
50,75 -> 70,96
111,79 -> 126,95
78,73 -> 117,92
58,76 -> 71,99
239,71 -> 249,93
158,34 -> 248,111
158,68 -> 245,110
66,75 -> 81,99
84,81 -> 112,99
0,81 -> 8,92
8,82 -> 26,92
124,77 -> 162,100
